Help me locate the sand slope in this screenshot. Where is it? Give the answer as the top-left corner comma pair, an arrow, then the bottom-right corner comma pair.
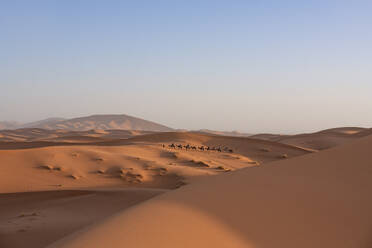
252,127 -> 370,151
0,189 -> 163,248
0,128 -> 153,142
107,132 -> 310,163
0,132 -> 309,193
51,134 -> 372,248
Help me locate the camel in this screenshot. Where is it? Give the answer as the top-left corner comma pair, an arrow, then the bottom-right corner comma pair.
168,143 -> 229,153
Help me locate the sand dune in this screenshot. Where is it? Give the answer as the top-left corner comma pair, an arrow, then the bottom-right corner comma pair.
0,132 -> 308,194
50,133 -> 372,248
252,127 -> 370,151
3,126 -> 369,152
1,129 -> 370,248
105,132 -> 310,163
0,128 -> 153,142
0,131 -> 311,247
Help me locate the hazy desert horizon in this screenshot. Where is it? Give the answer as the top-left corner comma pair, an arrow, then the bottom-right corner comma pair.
2,113 -> 371,136
2,1 -> 372,248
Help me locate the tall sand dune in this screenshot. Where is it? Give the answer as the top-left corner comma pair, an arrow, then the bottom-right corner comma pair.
50,134 -> 372,248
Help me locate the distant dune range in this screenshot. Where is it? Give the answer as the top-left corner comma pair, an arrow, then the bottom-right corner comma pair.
192,129 -> 252,137
1,126 -> 371,153
0,116 -> 371,248
2,115 -> 370,152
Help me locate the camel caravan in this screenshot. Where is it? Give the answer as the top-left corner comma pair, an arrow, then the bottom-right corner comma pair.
163,143 -> 234,153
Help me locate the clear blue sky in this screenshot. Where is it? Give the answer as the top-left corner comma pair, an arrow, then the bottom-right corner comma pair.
1,0 -> 371,133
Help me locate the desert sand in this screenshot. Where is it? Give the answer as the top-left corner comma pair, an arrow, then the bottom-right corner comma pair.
0,189 -> 163,248
251,127 -> 371,151
0,132 -> 309,193
1,127 -> 371,248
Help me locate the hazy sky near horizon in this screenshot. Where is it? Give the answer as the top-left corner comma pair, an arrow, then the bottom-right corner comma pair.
1,0 -> 372,133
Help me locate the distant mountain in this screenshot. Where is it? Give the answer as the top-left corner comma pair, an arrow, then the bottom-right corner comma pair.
0,121 -> 20,130
0,114 -> 173,132
21,117 -> 66,129
0,118 -> 66,130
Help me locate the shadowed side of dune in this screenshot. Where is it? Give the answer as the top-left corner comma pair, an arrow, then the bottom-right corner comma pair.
0,189 -> 164,248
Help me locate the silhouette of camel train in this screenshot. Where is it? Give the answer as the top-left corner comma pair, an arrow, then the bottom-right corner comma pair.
163,143 -> 233,153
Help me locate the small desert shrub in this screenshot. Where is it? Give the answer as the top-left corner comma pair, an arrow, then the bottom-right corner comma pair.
39,165 -> 53,170
260,148 -> 271,152
53,166 -> 63,171
216,166 -> 231,172
68,174 -> 79,180
280,154 -> 288,159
